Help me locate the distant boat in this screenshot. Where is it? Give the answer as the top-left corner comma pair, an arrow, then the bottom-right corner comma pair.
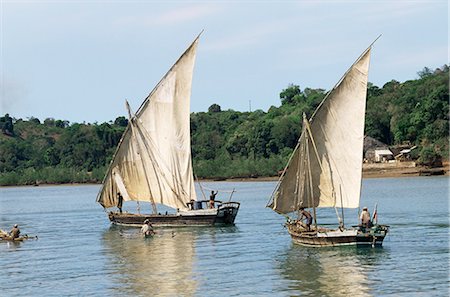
96,35 -> 240,227
267,40 -> 389,247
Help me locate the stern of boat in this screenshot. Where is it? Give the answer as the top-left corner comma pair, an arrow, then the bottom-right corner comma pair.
215,202 -> 240,225
286,221 -> 361,247
356,224 -> 389,246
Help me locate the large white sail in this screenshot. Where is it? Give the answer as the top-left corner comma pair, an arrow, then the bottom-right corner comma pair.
97,37 -> 199,210
270,47 -> 371,214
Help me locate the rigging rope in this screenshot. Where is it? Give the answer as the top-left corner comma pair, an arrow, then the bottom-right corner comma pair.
196,184 -> 236,193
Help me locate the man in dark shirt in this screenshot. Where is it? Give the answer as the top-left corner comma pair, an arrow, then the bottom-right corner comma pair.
299,207 -> 313,231
209,191 -> 218,209
117,193 -> 123,213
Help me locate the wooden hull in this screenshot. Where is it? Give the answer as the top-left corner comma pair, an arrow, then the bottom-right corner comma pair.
287,223 -> 389,247
0,235 -> 36,242
108,202 -> 240,227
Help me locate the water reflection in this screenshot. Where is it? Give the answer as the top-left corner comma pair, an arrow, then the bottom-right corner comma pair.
278,245 -> 389,297
0,240 -> 23,250
102,226 -> 198,296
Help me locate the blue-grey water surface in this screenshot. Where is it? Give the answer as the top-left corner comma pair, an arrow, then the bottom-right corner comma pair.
0,177 -> 449,296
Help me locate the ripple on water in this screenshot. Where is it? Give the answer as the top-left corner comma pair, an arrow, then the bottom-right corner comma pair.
0,178 -> 449,296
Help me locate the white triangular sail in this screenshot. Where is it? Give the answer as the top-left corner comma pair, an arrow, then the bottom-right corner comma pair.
96,37 -> 199,210
269,47 -> 372,214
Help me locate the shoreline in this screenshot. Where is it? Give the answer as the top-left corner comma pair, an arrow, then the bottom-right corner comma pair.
209,162 -> 450,182
1,163 -> 448,188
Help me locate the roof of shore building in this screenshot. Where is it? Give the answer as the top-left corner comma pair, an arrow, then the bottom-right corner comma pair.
363,136 -> 388,153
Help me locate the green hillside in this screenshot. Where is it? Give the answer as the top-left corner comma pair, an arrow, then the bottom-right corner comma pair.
0,65 -> 448,186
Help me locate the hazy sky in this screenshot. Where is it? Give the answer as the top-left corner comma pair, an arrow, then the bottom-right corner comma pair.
1,0 -> 448,123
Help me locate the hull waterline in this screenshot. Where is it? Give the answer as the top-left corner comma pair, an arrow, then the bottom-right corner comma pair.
108,202 -> 240,227
287,223 -> 389,247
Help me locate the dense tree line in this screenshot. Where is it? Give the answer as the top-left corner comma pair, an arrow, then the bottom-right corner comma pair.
0,65 -> 448,185
0,116 -> 128,185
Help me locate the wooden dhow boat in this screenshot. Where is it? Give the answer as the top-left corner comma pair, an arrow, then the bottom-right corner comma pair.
267,39 -> 389,247
96,35 -> 240,227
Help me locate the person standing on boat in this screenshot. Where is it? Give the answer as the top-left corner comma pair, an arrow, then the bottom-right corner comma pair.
187,199 -> 195,210
117,192 -> 123,214
209,190 -> 218,209
360,207 -> 372,228
298,207 -> 312,231
9,224 -> 20,239
141,219 -> 154,237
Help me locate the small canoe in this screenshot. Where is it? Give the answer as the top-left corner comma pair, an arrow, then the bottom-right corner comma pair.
0,234 -> 37,242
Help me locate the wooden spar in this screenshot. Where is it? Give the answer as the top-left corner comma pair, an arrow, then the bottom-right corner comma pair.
302,115 -> 319,226
126,101 -> 158,214
195,175 -> 207,201
294,131 -> 303,214
306,130 -> 318,230
340,185 -> 345,227
303,115 -> 326,174
333,186 -> 344,227
228,188 -> 236,202
296,131 -> 307,218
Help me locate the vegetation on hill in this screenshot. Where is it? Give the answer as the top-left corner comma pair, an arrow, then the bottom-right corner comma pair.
0,65 -> 448,186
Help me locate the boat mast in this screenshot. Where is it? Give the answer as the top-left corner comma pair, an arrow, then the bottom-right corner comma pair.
195,174 -> 208,200
126,101 -> 158,214
305,127 -> 318,230
340,185 -> 345,228
294,133 -> 303,214
304,114 -> 346,227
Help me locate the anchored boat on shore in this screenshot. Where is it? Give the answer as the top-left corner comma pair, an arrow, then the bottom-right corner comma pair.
267,39 -> 389,247
96,34 -> 240,227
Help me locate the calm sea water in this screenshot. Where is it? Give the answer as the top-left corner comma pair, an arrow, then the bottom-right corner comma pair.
0,177 -> 448,297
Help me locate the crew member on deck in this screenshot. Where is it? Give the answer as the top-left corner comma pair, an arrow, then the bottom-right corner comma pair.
117,192 -> 123,213
360,207 -> 372,228
187,199 -> 195,210
209,190 -> 218,209
9,224 -> 20,239
299,207 -> 313,231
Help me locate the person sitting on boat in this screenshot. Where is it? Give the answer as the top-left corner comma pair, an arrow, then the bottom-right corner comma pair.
209,190 -> 218,209
9,224 -> 20,239
298,207 -> 313,231
141,219 -> 155,237
360,207 -> 372,228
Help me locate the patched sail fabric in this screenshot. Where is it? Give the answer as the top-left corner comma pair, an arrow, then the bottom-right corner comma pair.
270,48 -> 371,214
97,38 -> 198,210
